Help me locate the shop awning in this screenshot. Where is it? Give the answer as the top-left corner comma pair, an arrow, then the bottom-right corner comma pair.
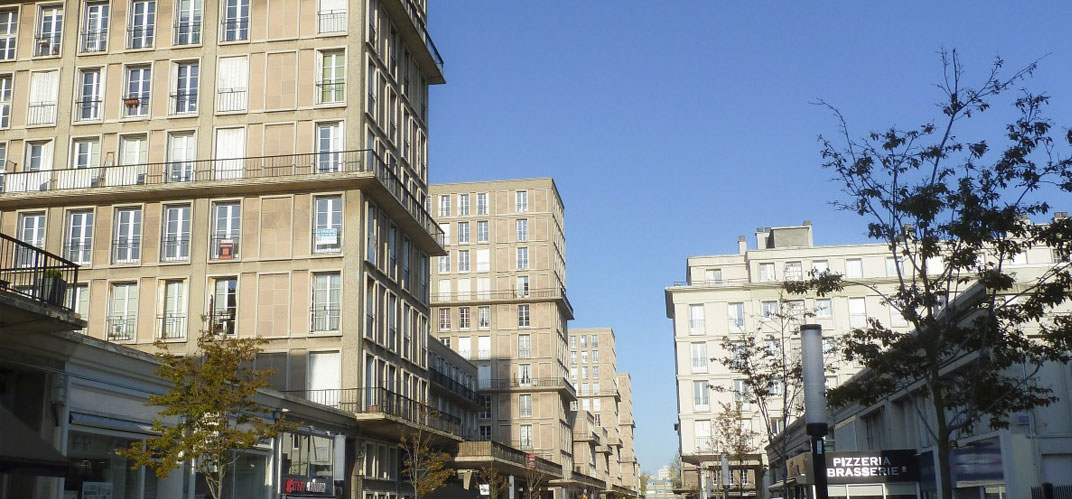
0,404 -> 69,477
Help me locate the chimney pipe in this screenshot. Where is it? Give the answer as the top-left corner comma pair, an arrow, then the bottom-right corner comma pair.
738,236 -> 747,254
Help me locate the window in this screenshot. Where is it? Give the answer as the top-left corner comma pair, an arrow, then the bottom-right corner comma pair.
581,367 -> 587,379
454,194 -> 469,216
71,138 -> 101,172
28,71 -> 59,125
18,212 -> 46,250
518,334 -> 531,358
211,276 -> 238,335
439,223 -> 450,244
688,304 -> 704,334
112,207 -> 142,263
477,335 -> 490,359
438,195 -> 451,217
581,351 -> 588,364
592,365 -> 600,378
458,307 -> 470,330
593,350 -> 600,362
312,273 -> 341,331
477,221 -> 489,243
0,8 -> 16,60
458,249 -> 470,272
785,261 -> 803,281
846,258 -> 863,278
477,306 -> 490,329
174,0 -> 202,45
889,303 -> 907,327
733,379 -> 748,404
123,65 -> 151,117
759,262 -> 775,281
761,300 -> 778,319
0,75 -> 11,128
127,0 -> 155,49
167,131 -> 196,182
519,424 -> 533,449
886,256 -> 902,277
457,337 -> 471,359
516,247 -> 529,270
317,0 -> 346,33
569,367 -> 577,380
515,191 -> 528,213
438,252 -> 450,273
161,204 -> 191,261
694,420 -> 712,451
476,193 -> 488,215
216,56 -> 248,112
315,121 -> 343,172
580,335 -> 587,348
35,4 -> 64,56
591,335 -> 599,347
365,204 -> 377,262
849,297 -> 867,328
516,219 -> 528,241
317,50 -> 345,104
518,364 -> 532,384
516,276 -> 529,298
812,260 -> 829,275
80,1 -> 109,52
816,299 -> 832,318
728,302 -> 744,331
438,308 -> 450,331
211,201 -> 241,260
107,283 -> 138,340
65,210 -> 94,264
313,195 -> 342,253
519,394 -> 532,418
690,342 -> 707,373
517,304 -> 530,327
76,69 -> 103,121
220,0 -> 249,42
787,300 -> 805,325
68,284 -> 90,332
457,222 -> 469,244
160,280 -> 186,339
704,268 -> 722,284
172,61 -> 199,114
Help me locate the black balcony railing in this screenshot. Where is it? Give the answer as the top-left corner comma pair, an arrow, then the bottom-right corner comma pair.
209,235 -> 240,260
111,240 -> 141,264
478,377 -> 576,397
126,26 -> 155,49
456,441 -> 563,477
220,18 -> 249,41
106,315 -> 136,340
79,29 -> 108,52
158,313 -> 186,339
0,233 -> 79,310
160,236 -> 190,262
317,10 -> 346,33
0,150 -> 445,247
429,367 -> 482,405
27,102 -> 57,125
75,99 -> 102,121
210,309 -> 235,335
171,91 -> 198,114
310,306 -> 340,332
316,81 -> 345,104
282,387 -> 462,434
173,21 -> 202,45
63,241 -> 93,265
34,34 -> 62,56
216,87 -> 247,112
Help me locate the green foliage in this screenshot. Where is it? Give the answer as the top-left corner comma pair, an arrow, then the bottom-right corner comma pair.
400,425 -> 454,499
796,50 -> 1072,499
117,323 -> 292,499
712,401 -> 758,491
478,465 -> 511,499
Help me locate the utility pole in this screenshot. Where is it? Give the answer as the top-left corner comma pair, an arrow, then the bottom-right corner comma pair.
800,324 -> 829,499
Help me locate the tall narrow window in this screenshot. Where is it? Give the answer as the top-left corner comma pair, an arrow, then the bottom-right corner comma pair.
317,50 -> 345,104
317,0 -> 346,33
845,258 -> 863,278
216,56 -> 248,112
759,262 -> 775,282
211,201 -> 241,260
68,284 -> 90,332
849,297 -> 867,328
174,0 -> 202,45
211,276 -> 238,335
28,71 -> 59,125
65,210 -> 94,264
516,219 -> 528,242
18,212 -> 47,249
213,127 -> 245,179
476,249 -> 489,272
519,394 -> 532,418
515,190 -> 528,213
476,193 -> 488,215
516,247 -> 529,270
108,283 -> 138,340
315,122 -> 343,172
688,304 -> 704,335
366,205 -> 378,262
124,65 -> 151,117
519,424 -> 533,449
35,5 -> 64,56
457,336 -> 471,359
312,273 -> 341,331
457,250 -> 470,272
72,138 -> 100,170
112,207 -> 142,263
173,61 -> 199,114
160,280 -> 186,339
167,131 -> 195,182
0,8 -> 17,60
690,342 -> 708,373
438,195 -> 451,217
515,275 -> 529,298
81,2 -> 109,52
127,0 -> 155,49
0,75 -> 11,128
457,222 -> 469,244
161,204 -> 191,261
220,0 -> 249,42
728,303 -> 745,331
518,334 -> 531,358
477,306 -> 490,329
517,304 -> 530,328
76,69 -> 102,121
313,195 -> 342,253
458,194 -> 470,216
477,221 -> 489,243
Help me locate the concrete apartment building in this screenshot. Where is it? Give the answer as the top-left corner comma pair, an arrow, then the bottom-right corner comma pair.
0,0 -> 462,497
617,373 -> 641,491
664,221 -> 1068,498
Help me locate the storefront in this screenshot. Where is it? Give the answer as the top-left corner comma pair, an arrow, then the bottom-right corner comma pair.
278,430 -> 344,499
780,450 -> 922,499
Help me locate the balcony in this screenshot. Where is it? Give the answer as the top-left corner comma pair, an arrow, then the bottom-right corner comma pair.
63,242 -> 92,266
220,17 -> 250,42
310,306 -> 340,332
171,91 -> 198,114
210,309 -> 235,336
0,233 -> 79,312
317,10 -> 346,34
158,313 -> 186,339
173,21 -> 202,45
283,387 -> 462,436
0,150 -> 445,254
454,441 -> 562,478
216,87 -> 247,112
75,98 -> 102,121
106,315 -> 136,341
380,0 -> 444,84
27,102 -> 57,126
429,367 -> 482,405
160,237 -> 190,262
125,26 -> 155,49
122,94 -> 150,117
209,235 -> 240,261
111,240 -> 141,264
316,81 -> 345,105
431,286 -> 574,319
478,377 -> 576,399
34,34 -> 62,56
79,29 -> 108,52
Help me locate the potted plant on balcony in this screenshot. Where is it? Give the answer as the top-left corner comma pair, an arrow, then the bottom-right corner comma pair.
38,268 -> 67,307
123,96 -> 141,107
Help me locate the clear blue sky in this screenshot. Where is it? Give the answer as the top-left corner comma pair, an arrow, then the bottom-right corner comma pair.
427,1 -> 1072,473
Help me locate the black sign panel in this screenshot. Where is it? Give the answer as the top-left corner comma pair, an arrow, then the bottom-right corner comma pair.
823,450 -> 920,484
281,475 -> 333,497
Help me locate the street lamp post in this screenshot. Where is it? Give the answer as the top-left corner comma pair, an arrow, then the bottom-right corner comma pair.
800,324 -> 829,499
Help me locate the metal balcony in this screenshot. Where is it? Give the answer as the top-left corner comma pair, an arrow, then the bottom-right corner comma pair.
282,387 -> 462,435
0,233 -> 79,311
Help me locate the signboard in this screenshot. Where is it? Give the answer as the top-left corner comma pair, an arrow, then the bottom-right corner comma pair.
526,454 -> 536,469
217,239 -> 235,259
951,437 -> 1003,487
479,484 -> 490,496
315,228 -> 339,246
825,450 -> 919,484
281,476 -> 333,497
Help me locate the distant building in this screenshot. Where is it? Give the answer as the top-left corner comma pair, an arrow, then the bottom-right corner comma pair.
646,477 -> 677,499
